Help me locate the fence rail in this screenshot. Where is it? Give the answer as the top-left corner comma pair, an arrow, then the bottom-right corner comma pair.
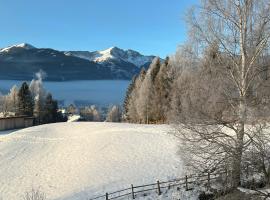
89,170 -> 228,200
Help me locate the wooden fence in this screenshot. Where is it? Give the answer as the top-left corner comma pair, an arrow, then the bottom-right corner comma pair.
89,171 -> 228,200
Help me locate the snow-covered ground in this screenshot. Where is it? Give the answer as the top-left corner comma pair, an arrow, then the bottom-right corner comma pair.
0,122 -> 183,200
67,115 -> 81,122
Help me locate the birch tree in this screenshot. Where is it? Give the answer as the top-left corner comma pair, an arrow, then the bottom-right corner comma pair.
172,0 -> 270,188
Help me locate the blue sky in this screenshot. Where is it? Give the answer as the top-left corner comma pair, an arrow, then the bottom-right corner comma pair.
0,0 -> 198,57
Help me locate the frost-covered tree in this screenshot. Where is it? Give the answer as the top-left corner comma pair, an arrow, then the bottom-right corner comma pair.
155,57 -> 174,122
80,105 -> 101,122
106,105 -> 122,122
126,68 -> 146,123
171,0 -> 270,188
8,85 -> 19,115
0,86 -> 19,117
137,57 -> 161,123
124,57 -> 175,124
0,93 -> 9,117
67,104 -> 77,115
123,76 -> 137,121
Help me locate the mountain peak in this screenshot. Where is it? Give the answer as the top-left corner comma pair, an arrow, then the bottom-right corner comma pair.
65,46 -> 155,67
0,43 -> 36,53
15,43 -> 35,49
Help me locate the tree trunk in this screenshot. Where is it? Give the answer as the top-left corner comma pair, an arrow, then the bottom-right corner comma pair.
231,97 -> 246,188
232,123 -> 244,188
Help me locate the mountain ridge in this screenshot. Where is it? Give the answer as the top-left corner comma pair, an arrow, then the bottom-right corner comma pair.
0,43 -> 157,81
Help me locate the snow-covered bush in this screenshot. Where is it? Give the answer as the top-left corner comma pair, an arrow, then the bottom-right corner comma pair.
23,188 -> 46,200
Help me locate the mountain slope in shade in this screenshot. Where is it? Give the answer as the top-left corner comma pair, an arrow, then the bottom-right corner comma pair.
0,43 -> 156,81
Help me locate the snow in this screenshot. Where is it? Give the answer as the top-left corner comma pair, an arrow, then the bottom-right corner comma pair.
93,47 -> 116,62
65,47 -> 154,68
0,122 -> 183,200
0,43 -> 35,53
67,115 -> 80,122
92,47 -> 154,67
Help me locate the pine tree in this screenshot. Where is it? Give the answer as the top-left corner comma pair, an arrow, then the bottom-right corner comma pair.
51,99 -> 59,122
18,82 -> 34,116
43,93 -> 54,123
155,57 -> 173,122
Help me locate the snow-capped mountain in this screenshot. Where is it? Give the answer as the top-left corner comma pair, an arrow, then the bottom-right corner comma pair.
0,43 -> 36,53
0,43 -> 156,81
64,47 -> 155,68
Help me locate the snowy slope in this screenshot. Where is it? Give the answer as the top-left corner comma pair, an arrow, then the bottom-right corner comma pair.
0,122 -> 183,200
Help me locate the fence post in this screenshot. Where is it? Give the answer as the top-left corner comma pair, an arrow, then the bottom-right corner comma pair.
185,175 -> 188,191
157,180 -> 161,195
131,184 -> 135,199
105,193 -> 109,200
207,172 -> 210,189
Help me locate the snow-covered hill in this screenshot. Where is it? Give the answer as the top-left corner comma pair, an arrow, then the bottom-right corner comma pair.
0,122 -> 183,200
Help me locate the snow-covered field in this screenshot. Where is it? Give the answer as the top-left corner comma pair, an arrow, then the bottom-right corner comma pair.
0,122 -> 183,200
0,80 -> 130,106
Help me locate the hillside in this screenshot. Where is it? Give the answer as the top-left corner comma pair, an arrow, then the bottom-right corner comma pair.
0,44 -> 155,81
0,122 -> 183,200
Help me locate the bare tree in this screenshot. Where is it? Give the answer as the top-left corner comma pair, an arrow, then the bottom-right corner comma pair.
172,0 -> 270,189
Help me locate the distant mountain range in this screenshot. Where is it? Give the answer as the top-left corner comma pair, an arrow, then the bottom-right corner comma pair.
0,43 -> 156,81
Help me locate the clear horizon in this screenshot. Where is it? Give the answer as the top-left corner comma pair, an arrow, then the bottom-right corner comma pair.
0,0 -> 198,57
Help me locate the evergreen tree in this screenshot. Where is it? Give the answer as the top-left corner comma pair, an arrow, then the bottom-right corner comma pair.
18,82 -> 34,116
155,57 -> 173,122
43,93 -> 54,123
51,99 -> 60,122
